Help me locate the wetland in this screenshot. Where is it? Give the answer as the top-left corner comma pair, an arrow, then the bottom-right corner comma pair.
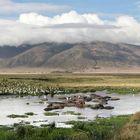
0,73 -> 140,140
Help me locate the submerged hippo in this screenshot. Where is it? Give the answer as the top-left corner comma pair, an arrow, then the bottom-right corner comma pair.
90,103 -> 114,110
44,102 -> 65,111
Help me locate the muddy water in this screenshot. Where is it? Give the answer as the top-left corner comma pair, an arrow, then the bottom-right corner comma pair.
0,91 -> 140,127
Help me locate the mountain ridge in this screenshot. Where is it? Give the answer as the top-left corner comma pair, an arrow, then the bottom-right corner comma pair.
0,41 -> 140,72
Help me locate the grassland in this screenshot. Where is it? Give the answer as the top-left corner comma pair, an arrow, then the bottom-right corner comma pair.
0,73 -> 140,95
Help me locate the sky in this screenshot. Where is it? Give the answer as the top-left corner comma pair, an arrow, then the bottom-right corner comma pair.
1,0 -> 140,19
0,0 -> 140,46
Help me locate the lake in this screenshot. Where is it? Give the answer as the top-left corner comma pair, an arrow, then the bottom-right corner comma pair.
0,91 -> 140,128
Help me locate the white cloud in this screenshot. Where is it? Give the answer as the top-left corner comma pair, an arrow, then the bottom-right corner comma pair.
19,11 -> 104,26
0,0 -> 69,14
0,11 -> 140,46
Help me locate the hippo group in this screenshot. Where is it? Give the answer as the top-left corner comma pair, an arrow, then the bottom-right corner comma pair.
44,94 -> 120,111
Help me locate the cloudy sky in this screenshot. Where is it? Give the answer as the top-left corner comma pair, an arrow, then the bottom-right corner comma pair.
1,0 -> 140,46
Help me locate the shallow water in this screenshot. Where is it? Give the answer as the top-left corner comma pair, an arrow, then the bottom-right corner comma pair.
0,91 -> 140,127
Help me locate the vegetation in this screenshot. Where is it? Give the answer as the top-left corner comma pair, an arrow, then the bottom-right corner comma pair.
25,112 -> 36,116
63,111 -> 81,115
0,73 -> 140,140
115,112 -> 140,140
77,116 -> 86,120
0,74 -> 140,139
7,114 -> 28,118
0,113 -> 135,140
44,112 -> 59,116
0,73 -> 140,96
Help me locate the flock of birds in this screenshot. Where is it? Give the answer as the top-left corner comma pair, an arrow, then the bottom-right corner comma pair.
0,80 -> 66,96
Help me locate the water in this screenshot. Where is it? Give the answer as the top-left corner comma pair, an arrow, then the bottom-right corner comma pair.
0,91 -> 140,127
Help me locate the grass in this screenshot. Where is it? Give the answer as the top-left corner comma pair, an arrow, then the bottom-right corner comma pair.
69,115 -> 130,140
115,112 -> 140,140
77,116 -> 86,119
63,111 -> 81,115
7,114 -> 28,118
44,112 -> 59,116
0,113 -> 134,140
25,112 -> 36,116
0,73 -> 140,95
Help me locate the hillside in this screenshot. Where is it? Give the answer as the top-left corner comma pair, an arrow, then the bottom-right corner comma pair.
0,42 -> 140,72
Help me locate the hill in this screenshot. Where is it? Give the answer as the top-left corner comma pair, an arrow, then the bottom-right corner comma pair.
0,42 -> 140,72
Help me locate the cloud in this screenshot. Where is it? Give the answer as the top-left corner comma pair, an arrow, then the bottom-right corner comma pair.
42,23 -> 119,29
19,11 -> 104,26
0,11 -> 140,46
0,0 -> 69,14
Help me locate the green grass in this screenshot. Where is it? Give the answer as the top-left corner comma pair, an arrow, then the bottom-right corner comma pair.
63,111 -> 81,115
69,115 -> 130,140
0,113 -> 132,140
44,112 -> 59,116
7,114 -> 28,118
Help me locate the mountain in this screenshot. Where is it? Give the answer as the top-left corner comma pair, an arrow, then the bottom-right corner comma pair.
1,43 -> 73,68
0,42 -> 140,72
0,44 -> 32,59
